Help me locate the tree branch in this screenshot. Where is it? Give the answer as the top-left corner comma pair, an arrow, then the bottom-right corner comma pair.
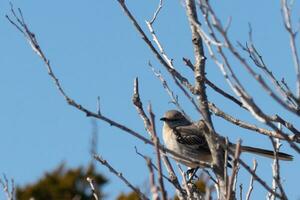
185,1 -> 226,198
94,155 -> 149,200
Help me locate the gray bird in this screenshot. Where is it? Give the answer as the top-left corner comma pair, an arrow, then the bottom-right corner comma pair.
160,110 -> 293,168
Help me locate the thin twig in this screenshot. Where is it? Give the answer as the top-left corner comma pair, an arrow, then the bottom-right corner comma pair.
239,184 -> 243,200
270,115 -> 300,140
96,96 -> 101,115
117,0 -> 195,94
205,78 -> 246,109
281,0 -> 300,97
132,77 -> 152,134
239,38 -> 299,109
182,57 -> 245,109
177,164 -> 192,200
209,102 -> 298,141
94,155 -> 149,200
148,104 -> 167,200
149,0 -> 163,25
135,146 -> 186,198
132,77 -> 184,197
0,175 -> 15,200
146,20 -> 175,70
226,140 -> 241,200
245,159 -> 257,200
268,124 -> 288,200
236,153 -> 281,198
224,138 -> 229,193
203,169 -> 218,185
145,157 -> 160,200
134,146 -> 173,183
148,62 -> 190,120
86,177 -> 99,200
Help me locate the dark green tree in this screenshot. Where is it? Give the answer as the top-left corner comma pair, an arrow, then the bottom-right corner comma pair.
117,191 -> 140,200
16,163 -> 107,200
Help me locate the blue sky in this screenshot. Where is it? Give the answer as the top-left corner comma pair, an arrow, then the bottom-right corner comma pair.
1,0 -> 299,199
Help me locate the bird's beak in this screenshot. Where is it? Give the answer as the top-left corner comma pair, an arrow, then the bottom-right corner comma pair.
160,117 -> 167,121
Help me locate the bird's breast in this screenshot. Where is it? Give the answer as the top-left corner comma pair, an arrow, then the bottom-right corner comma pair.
162,125 -> 181,153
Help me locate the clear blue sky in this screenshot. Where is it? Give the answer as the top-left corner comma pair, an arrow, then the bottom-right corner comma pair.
1,0 -> 299,199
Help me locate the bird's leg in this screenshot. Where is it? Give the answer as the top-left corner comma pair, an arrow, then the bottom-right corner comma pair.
186,167 -> 199,183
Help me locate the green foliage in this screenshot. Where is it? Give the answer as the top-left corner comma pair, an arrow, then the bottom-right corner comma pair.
116,191 -> 140,200
16,163 -> 107,200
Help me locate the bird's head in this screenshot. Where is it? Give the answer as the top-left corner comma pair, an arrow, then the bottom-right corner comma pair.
160,110 -> 191,128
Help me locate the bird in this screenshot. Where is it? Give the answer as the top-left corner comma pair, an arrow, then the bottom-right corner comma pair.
160,110 -> 293,168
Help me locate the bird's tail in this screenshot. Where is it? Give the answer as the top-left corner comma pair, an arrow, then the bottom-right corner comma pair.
241,146 -> 293,161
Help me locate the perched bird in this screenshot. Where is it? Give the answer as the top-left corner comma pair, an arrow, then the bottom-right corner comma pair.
160,110 -> 293,168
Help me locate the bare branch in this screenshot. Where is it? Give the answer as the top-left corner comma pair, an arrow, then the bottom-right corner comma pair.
132,77 -> 185,197
203,169 -> 218,185
206,79 -> 245,109
224,138 -> 229,192
281,0 -> 300,97
145,157 -> 160,200
209,102 -> 299,142
148,104 -> 168,200
235,154 -> 281,198
149,62 -> 191,120
149,0 -> 163,25
226,140 -> 241,200
197,1 -> 300,153
270,115 -> 300,137
239,184 -> 243,200
201,0 -> 300,116
184,1 -> 223,47
245,160 -> 257,200
0,175 -> 15,200
94,155 -> 149,200
145,20 -> 175,71
86,177 -> 99,200
268,124 -> 288,200
117,0 -> 195,94
239,38 -> 299,109
135,146 -> 187,198
134,147 -> 173,184
132,77 -> 152,135
96,96 -> 101,116
177,164 -> 192,199
183,57 -> 195,71
182,57 -> 245,109
185,1 -> 225,195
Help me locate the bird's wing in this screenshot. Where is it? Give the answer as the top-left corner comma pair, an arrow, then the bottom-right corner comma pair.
174,121 -> 210,150
175,121 -> 233,166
